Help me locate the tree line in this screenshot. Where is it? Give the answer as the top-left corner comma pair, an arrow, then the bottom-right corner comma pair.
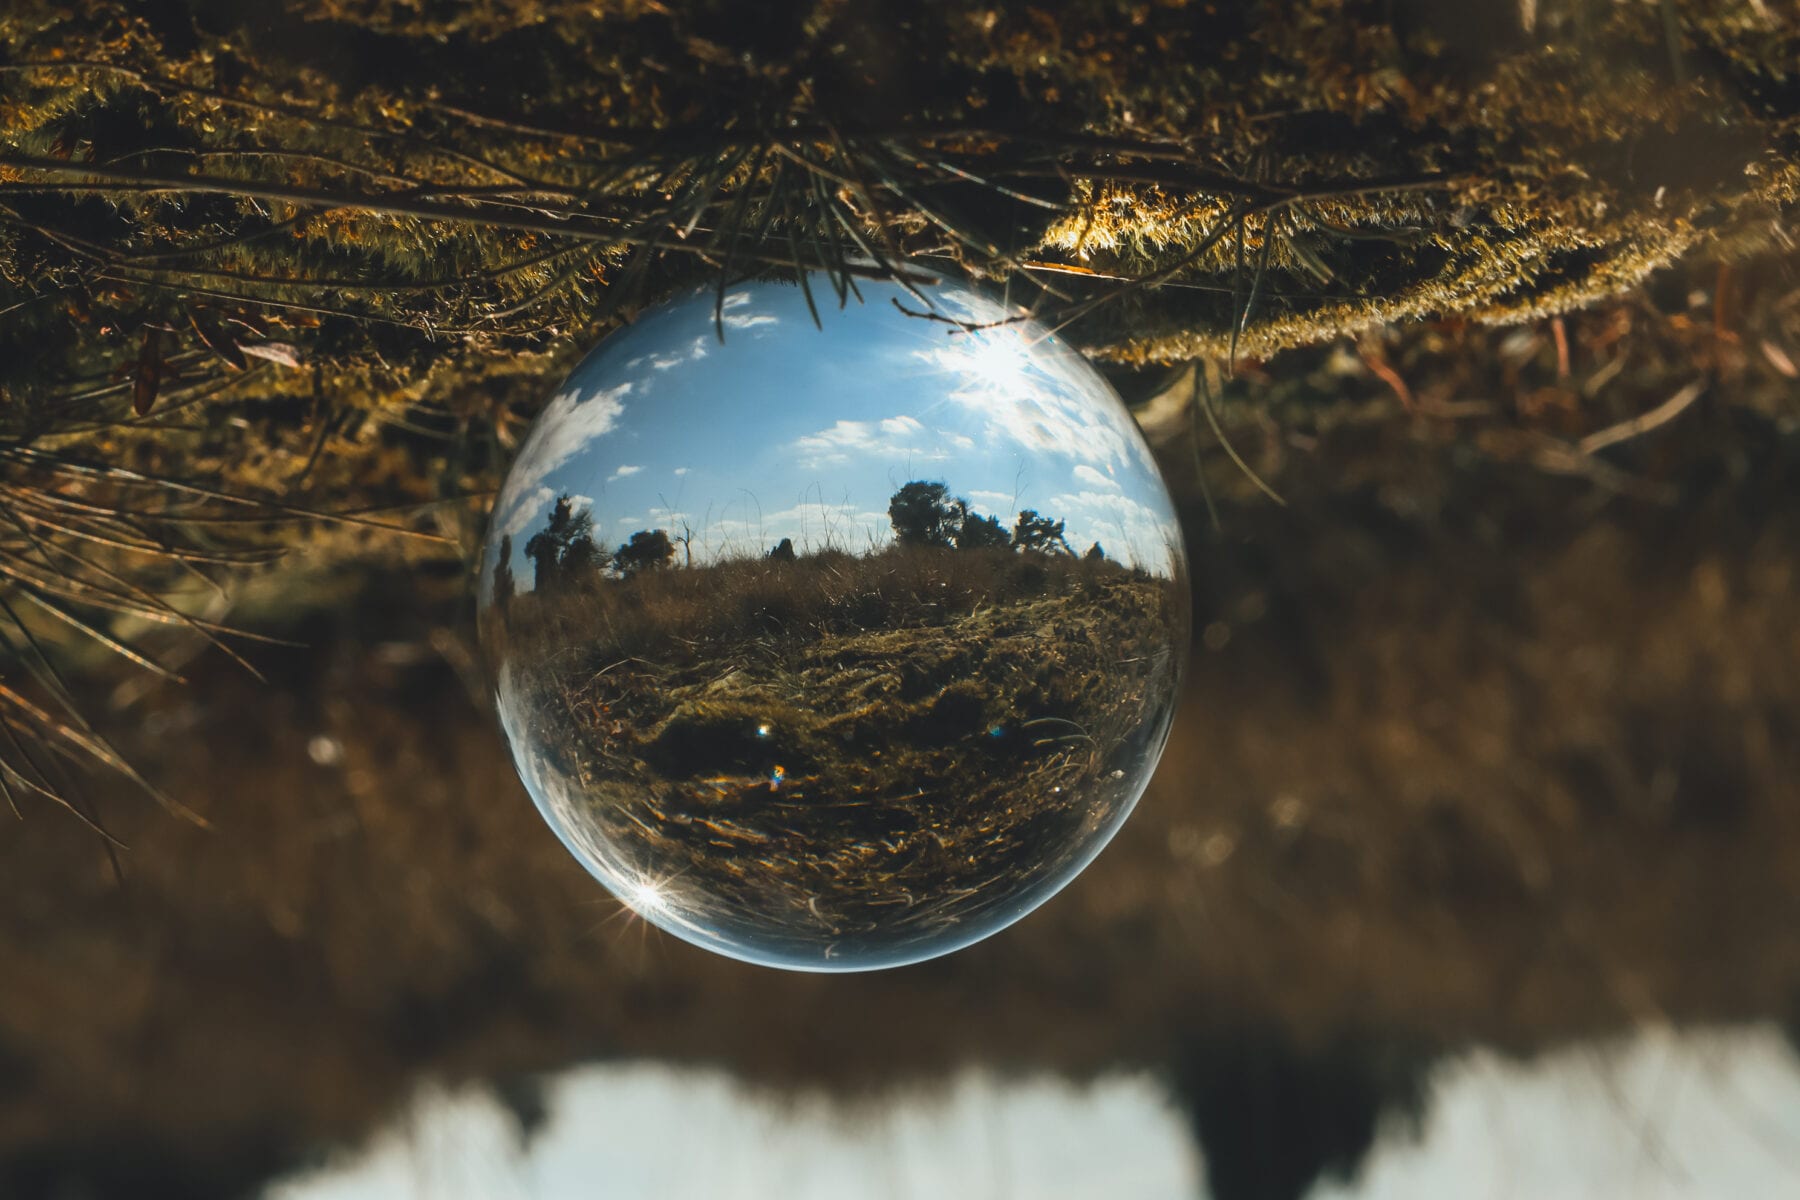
885,480 -> 1101,560
496,482 -> 1101,603
493,495 -> 678,602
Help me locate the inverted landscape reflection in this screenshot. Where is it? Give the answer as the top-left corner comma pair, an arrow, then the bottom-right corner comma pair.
479,275 -> 1189,970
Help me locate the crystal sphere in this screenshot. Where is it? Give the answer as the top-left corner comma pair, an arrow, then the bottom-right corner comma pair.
479,274 -> 1188,971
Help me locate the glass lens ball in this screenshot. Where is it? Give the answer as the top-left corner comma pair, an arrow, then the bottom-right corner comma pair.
480,274 -> 1188,971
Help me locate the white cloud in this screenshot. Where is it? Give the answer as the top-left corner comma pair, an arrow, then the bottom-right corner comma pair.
490,382 -> 629,543
646,506 -> 693,528
966,489 -> 1022,516
673,467 -> 690,476
1073,464 -> 1120,491
789,413 -> 949,469
498,485 -> 556,541
1048,489 -> 1182,573
648,335 -> 709,370
608,464 -> 643,482
912,284 -> 1155,476
716,290 -> 781,333
1053,489 -> 1160,519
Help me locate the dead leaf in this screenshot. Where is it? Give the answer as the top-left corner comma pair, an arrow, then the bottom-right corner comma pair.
239,341 -> 303,369
133,328 -> 163,416
1760,339 -> 1797,379
189,309 -> 249,371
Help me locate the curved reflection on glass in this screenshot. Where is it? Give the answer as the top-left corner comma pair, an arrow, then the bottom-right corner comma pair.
479,274 -> 1188,971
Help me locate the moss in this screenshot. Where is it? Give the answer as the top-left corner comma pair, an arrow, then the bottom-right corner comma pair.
1,0 -> 1792,415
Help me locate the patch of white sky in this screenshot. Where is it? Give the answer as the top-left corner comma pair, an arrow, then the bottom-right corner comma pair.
484,277 -> 1181,590
265,1066 -> 1200,1200
1050,488 -> 1182,572
266,1025 -> 1800,1200
611,495 -> 892,562
965,488 -> 1022,513
1314,1024 -> 1800,1200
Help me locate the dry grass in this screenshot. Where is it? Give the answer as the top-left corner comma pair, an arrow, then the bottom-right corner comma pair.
495,545 -> 1185,963
502,543 -> 1159,663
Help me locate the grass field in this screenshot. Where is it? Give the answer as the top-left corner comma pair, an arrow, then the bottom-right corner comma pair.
492,544 -> 1187,964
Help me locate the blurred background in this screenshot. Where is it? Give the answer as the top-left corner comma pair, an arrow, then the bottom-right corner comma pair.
5,252 -> 1798,1198
2,1 -> 1798,1197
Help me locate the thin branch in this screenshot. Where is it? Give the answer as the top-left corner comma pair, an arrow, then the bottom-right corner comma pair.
1194,369 -> 1288,508
1578,380 -> 1707,455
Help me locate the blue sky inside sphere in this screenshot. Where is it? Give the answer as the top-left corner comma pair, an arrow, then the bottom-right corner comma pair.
483,275 -> 1183,596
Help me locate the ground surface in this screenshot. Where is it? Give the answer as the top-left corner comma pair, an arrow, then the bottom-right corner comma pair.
499,550 -> 1184,964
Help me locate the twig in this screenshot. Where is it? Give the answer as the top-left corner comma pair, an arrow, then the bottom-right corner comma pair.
1194,369 -> 1288,507
1361,350 -> 1415,412
1578,380 -> 1707,455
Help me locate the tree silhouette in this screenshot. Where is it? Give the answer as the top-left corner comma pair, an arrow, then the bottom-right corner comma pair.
769,537 -> 797,562
1012,509 -> 1072,555
956,511 -> 1011,551
492,535 -> 516,610
1084,542 -> 1106,562
561,528 -> 606,578
888,481 -> 961,548
887,481 -> 1082,557
524,494 -> 599,593
612,529 -> 676,576
523,526 -> 560,592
